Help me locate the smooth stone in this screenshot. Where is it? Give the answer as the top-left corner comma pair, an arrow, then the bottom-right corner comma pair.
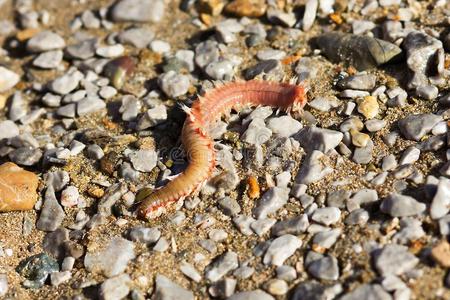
205,60 -> 234,80
84,237 -> 135,277
263,234 -> 302,266
158,71 -> 190,98
267,116 -> 302,138
205,251 -> 239,282
337,74 -> 377,91
36,186 -> 65,231
180,261 -> 202,282
129,149 -> 157,172
26,31 -> 65,53
77,97 -> 106,116
251,218 -> 276,236
244,59 -> 280,80
302,0 -> 318,31
153,274 -> 194,300
430,177 -> 450,219
128,226 -> 161,243
271,214 -> 309,236
0,120 -> 19,140
118,27 -> 155,48
380,193 -> 426,217
228,290 -> 274,300
295,150 -> 333,184
0,162 -> 39,212
110,0 -> 165,23
307,256 -> 339,280
352,139 -> 373,164
365,119 -> 386,132
296,126 -> 343,153
241,118 -> 272,145
265,278 -> 288,296
16,253 -> 59,289
65,38 -> 97,60
398,114 -> 442,141
43,228 -> 69,259
252,187 -> 290,219
340,284 -> 392,300
96,44 -> 125,58
49,69 -> 84,95
312,228 -> 341,249
137,104 -> 168,130
50,271 -> 71,287
99,274 -> 131,300
150,40 -> 171,54
311,207 -> 341,226
195,40 -> 220,69
0,274 -> 6,297
0,67 -> 20,92
374,244 -> 419,276
32,50 -> 63,69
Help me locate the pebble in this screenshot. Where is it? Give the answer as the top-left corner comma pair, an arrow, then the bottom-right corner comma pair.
16,253 -> 59,289
96,44 -> 125,58
307,255 -> 339,280
265,278 -> 288,296
271,214 -> 309,236
313,228 -> 341,249
45,170 -> 70,192
195,40 -> 220,69
340,284 -> 392,300
118,27 -> 154,48
158,71 -> 190,98
110,0 -> 165,23
380,193 -> 426,217
175,50 -> 195,71
26,31 -> 65,53
399,146 -> 420,165
241,118 -> 272,145
137,104 -> 168,130
128,226 -> 161,243
308,96 -> 339,112
84,237 -> 135,277
65,38 -> 97,60
267,116 -> 302,138
430,177 -> 450,219
357,96 -> 379,119
87,144 -> 104,159
205,60 -> 234,80
233,215 -> 255,236
180,261 -> 202,282
263,234 -> 302,266
276,265 -> 296,281
398,113 -> 442,141
296,126 -> 343,153
256,49 -> 286,61
218,197 -> 241,216
57,185 -> 79,208
431,240 -> 450,268
205,251 -> 239,282
0,120 -> 19,140
228,290 -> 274,300
416,85 -> 439,100
252,187 -> 289,219
251,218 -> 276,236
49,69 -> 84,95
266,7 -> 296,27
352,139 -> 373,164
128,149 -> 157,172
224,0 -> 267,18
345,209 -> 370,225
50,271 -> 71,287
77,97 -> 106,116
311,207 -> 341,226
99,274 -> 131,300
62,257 -> 75,271
350,130 -> 370,148
295,150 -> 333,184
36,186 -> 65,231
209,278 -> 237,298
244,59 -> 280,80
198,239 -> 217,253
7,92 -> 26,121
340,89 -> 370,99
365,119 -> 386,132
33,50 -> 63,69
0,66 -> 20,92
150,40 -> 171,54
337,74 -> 377,91
42,93 -> 61,108
374,244 -> 419,276
0,274 -> 7,297
81,10 -> 100,29
302,0 -> 318,31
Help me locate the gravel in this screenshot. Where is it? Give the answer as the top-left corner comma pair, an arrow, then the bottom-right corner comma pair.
26,31 -> 65,53
110,0 -> 165,23
380,193 -> 426,217
374,244 -> 419,276
263,234 -> 302,266
153,274 -> 194,300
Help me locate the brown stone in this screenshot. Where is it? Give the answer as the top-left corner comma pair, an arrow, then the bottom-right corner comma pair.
0,162 -> 39,212
431,240 -> 450,268
197,0 -> 225,16
224,0 -> 267,18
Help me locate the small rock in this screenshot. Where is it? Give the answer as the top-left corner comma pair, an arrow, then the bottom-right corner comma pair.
265,278 -> 288,296
302,0 -> 318,31
60,186 -> 79,207
295,150 -> 333,184
158,71 -> 190,98
50,271 -> 71,287
0,66 -> 20,92
311,207 -> 341,226
358,96 -> 379,119
398,113 -> 442,141
0,274 -> 7,297
205,251 -> 239,282
352,139 -> 373,164
99,274 -> 131,300
267,116 -> 302,138
180,261 -> 202,282
49,69 -> 84,95
26,31 -> 65,53
374,244 -> 419,276
313,228 -> 341,249
337,74 -> 377,91
65,39 -> 97,60
77,97 -> 106,116
380,193 -> 426,217
118,27 -> 154,48
431,240 -> 450,268
307,255 -> 339,280
110,0 -> 165,23
129,149 -> 157,172
252,187 -> 290,219
209,277 -> 237,298
340,284 -> 392,300
296,126 -> 343,153
228,290 -> 274,300
128,226 -> 161,243
224,0 -> 267,18
271,214 -> 309,236
263,234 -> 302,266
16,253 -> 59,289
36,186 -> 65,231
430,177 -> 450,219
33,50 -> 63,69
96,44 -> 125,58
137,105 -> 168,130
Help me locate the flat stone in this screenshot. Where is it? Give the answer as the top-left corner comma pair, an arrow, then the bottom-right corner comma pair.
0,274 -> 7,297
431,240 -> 450,268
302,0 -> 318,31
49,69 -> 84,95
352,139 -> 373,164
271,214 -> 309,236
110,0 -> 165,23
311,207 -> 341,226
77,97 -> 106,116
128,226 -> 161,243
295,150 -> 333,184
26,31 -> 65,53
307,255 -> 339,280
241,118 -> 272,145
36,186 -> 65,232
0,120 -> 19,140
118,27 -> 155,48
158,71 -> 190,98
137,105 -> 168,130
267,116 -> 302,138
180,261 -> 202,282
380,193 -> 426,217
252,187 -> 290,219
0,66 -> 20,92
430,177 -> 450,219
228,290 -> 274,300
265,278 -> 288,296
0,162 -> 39,212
65,39 -> 97,60
340,284 -> 392,300
312,228 -> 341,249
50,271 -> 71,287
263,234 -> 302,266
337,74 -> 377,91
99,274 -> 131,300
16,253 -> 59,289
296,126 -> 343,153
43,228 -> 69,259
129,149 -> 157,172
398,113 -> 442,141
33,50 -> 63,69
205,251 -> 239,282
84,236 -> 135,277
374,244 -> 419,276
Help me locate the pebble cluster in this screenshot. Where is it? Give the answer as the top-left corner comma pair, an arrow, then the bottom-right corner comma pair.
0,0 -> 450,299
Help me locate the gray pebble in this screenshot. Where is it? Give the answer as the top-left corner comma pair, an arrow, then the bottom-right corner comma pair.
175,50 -> 195,72
398,113 -> 442,141
128,149 -> 157,172
87,144 -> 104,159
252,187 -> 290,219
276,265 -> 297,281
57,104 -> 76,118
244,59 -> 280,80
295,150 -> 333,184
37,186 -> 65,231
311,207 -> 341,226
386,87 -> 407,107
296,126 -> 343,153
374,244 -> 419,276
137,104 -> 168,130
153,274 -> 194,300
251,218 -> 276,236
208,229 -> 228,242
65,38 -> 97,60
352,139 -> 373,164
308,96 -> 339,112
9,147 -> 42,166
307,255 -> 339,280
233,215 -> 255,236
380,193 -> 426,217
263,234 -> 302,266
399,146 -> 420,165
110,0 -> 165,23
264,278 -> 288,296
271,214 -> 309,236
209,278 -> 237,298
33,50 -> 63,69
313,228 -> 341,249
205,251 -> 239,282
337,74 -> 377,91
45,170 -> 70,191
0,120 -> 19,140
438,214 -> 450,236
430,177 -> 450,219
8,91 -> 26,121
416,85 -> 438,100
128,226 -> 160,243
96,44 -> 125,58
153,237 -> 169,252
302,0 -> 318,31
84,236 -> 135,277
218,197 -> 241,216
256,49 -> 286,61
50,271 -> 71,287
267,116 -> 302,138
99,86 -> 117,99
350,188 -> 378,207
233,266 -> 254,279
99,274 -> 131,300
345,209 -> 369,225
77,97 -> 106,116
150,40 -> 171,54
339,89 -> 370,99
180,261 -> 201,282
241,118 -> 272,145
228,290 -> 274,300
42,228 -> 69,259
49,69 -> 84,95
340,284 -> 392,300
158,71 -> 190,98
267,7 -> 296,27
327,190 -> 350,209
42,93 -> 61,107
393,218 -> 425,244
195,40 -> 219,69
365,119 -> 386,132
26,31 -> 65,53
205,60 -> 234,80
61,256 -> 75,271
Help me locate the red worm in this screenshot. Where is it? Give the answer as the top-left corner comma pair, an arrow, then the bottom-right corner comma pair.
137,80 -> 307,219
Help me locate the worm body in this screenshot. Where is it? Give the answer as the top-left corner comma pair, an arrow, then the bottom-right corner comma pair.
137,80 -> 307,219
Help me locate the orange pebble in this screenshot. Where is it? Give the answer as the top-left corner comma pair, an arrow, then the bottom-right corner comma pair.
247,176 -> 260,199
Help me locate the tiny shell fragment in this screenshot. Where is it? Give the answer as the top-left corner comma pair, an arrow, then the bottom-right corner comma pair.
0,162 -> 39,212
